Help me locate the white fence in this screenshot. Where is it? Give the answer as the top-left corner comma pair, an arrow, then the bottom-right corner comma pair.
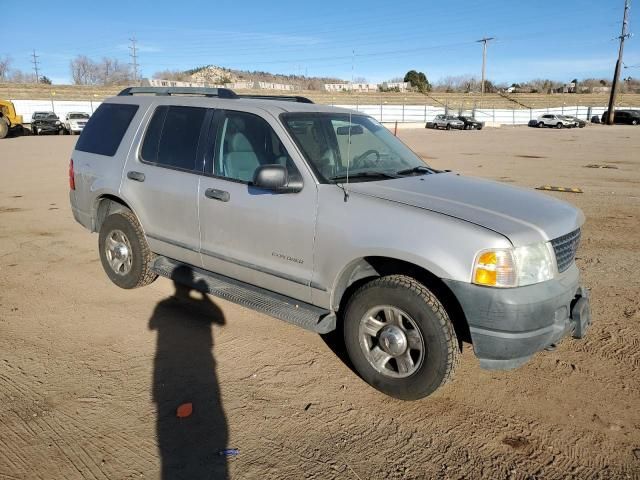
11,99 -> 638,126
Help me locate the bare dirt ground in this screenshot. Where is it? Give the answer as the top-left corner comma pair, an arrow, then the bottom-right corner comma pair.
0,125 -> 639,480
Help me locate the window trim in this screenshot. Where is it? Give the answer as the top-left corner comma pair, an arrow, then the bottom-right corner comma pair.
138,104 -> 212,176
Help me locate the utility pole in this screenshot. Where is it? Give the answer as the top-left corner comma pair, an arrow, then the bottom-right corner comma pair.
129,36 -> 139,85
606,0 -> 631,125
31,50 -> 40,83
476,37 -> 494,95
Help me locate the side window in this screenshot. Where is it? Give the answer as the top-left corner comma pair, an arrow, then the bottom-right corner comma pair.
141,105 -> 207,172
214,111 -> 299,183
75,103 -> 138,157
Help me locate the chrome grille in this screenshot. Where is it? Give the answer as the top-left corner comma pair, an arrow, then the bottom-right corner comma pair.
551,228 -> 581,273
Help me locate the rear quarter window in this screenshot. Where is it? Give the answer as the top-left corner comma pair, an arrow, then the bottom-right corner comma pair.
75,103 -> 139,156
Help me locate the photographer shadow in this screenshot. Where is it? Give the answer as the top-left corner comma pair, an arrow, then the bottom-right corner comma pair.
148,266 -> 228,479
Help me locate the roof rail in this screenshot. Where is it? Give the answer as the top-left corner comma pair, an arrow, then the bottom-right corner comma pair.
117,86 -> 238,99
238,95 -> 314,104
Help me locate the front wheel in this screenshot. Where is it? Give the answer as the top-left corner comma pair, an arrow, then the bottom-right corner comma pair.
343,275 -> 459,400
98,210 -> 157,289
446,124 -> 451,130
632,119 -> 638,126
556,122 -> 563,129
537,122 -> 544,128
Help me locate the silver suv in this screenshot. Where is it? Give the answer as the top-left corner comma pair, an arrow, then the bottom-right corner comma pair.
69,87 -> 591,400
431,114 -> 465,130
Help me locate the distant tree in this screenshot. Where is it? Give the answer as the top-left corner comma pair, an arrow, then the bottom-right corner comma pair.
70,55 -> 99,85
0,56 -> 11,81
404,70 -> 431,92
39,75 -> 52,85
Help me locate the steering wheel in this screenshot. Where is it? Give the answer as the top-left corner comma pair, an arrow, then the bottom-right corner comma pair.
352,149 -> 381,169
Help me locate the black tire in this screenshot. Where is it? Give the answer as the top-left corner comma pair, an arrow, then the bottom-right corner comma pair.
632,119 -> 638,126
0,120 -> 8,139
537,122 -> 544,128
98,210 -> 157,289
446,124 -> 451,130
32,126 -> 38,135
343,275 -> 459,400
556,122 -> 563,129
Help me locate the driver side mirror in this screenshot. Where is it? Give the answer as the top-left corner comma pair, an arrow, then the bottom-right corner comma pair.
253,164 -> 301,192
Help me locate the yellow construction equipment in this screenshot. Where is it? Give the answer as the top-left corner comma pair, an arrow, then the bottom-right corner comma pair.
0,99 -> 24,139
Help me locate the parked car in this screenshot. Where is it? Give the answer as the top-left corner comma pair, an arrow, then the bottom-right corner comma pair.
70,86 -> 591,400
536,114 -> 576,129
457,116 -> 484,130
561,116 -> 586,128
431,114 -> 465,130
31,111 -> 63,135
63,112 -> 91,135
601,110 -> 640,125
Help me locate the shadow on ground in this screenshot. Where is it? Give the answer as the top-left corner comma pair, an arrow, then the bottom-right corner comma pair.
149,267 -> 228,479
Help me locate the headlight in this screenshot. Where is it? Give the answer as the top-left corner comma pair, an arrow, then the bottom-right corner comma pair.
55,121 -> 61,125
473,242 -> 556,288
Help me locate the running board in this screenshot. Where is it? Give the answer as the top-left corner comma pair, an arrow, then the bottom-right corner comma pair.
152,256 -> 336,334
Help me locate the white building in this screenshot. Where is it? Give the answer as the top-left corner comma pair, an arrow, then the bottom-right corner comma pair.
324,83 -> 379,93
381,82 -> 410,92
256,82 -> 295,91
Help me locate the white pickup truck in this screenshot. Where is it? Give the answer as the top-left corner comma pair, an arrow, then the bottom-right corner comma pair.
63,112 -> 91,135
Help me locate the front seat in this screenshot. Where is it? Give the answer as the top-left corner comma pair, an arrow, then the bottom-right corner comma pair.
224,132 -> 260,182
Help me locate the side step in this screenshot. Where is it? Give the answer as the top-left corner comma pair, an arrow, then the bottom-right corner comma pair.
151,256 -> 336,334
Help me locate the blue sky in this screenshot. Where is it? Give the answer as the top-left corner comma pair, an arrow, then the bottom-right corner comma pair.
2,0 -> 638,85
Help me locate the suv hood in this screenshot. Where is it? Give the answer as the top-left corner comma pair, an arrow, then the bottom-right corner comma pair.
348,173 -> 584,246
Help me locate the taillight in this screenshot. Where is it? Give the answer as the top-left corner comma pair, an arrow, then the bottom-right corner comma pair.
69,159 -> 75,190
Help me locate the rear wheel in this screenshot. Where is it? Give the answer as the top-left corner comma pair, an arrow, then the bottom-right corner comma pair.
0,120 -> 8,139
343,275 -> 459,400
98,210 -> 157,289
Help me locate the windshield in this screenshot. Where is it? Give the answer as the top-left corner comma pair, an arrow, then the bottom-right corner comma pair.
282,113 -> 429,182
69,113 -> 89,119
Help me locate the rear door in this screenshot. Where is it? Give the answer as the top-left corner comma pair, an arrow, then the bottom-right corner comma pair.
198,108 -> 317,303
121,104 -> 211,266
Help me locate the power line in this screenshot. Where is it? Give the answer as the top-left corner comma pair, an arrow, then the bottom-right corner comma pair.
476,37 -> 494,95
129,36 -> 139,85
31,50 -> 40,83
606,0 -> 631,125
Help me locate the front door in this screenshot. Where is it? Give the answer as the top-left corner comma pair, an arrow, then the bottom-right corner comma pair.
198,109 -> 317,303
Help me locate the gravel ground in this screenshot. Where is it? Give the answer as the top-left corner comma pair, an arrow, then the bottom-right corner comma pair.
0,124 -> 639,479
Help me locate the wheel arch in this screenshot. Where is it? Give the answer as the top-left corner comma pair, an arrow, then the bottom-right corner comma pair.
332,256 -> 471,344
93,194 -> 138,233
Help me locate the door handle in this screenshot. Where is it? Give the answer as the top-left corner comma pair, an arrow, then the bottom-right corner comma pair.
127,171 -> 145,182
205,188 -> 230,202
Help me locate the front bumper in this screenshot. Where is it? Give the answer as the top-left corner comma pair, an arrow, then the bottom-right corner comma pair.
444,264 -> 591,370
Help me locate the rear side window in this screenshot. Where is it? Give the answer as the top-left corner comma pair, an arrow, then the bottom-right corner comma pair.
141,105 -> 207,172
75,103 -> 138,156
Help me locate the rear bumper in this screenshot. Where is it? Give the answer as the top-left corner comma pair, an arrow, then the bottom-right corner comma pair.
444,264 -> 591,370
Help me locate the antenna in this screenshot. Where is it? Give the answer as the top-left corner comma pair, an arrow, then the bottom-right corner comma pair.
343,49 -> 355,202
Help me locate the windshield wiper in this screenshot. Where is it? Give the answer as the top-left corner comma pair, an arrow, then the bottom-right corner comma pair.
330,171 -> 399,182
396,165 -> 435,176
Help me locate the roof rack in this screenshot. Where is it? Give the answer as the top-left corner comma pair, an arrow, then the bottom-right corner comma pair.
238,95 -> 314,104
116,87 -> 314,104
117,86 -> 238,99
